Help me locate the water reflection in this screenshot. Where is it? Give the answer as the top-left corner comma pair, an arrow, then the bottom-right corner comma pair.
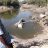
1,11 -> 32,26
8,22 -> 43,39
1,9 -> 19,19
0,10 -> 43,39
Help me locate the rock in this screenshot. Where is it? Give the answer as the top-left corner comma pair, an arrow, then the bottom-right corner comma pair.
45,11 -> 48,16
30,46 -> 39,48
41,44 -> 48,48
40,14 -> 46,18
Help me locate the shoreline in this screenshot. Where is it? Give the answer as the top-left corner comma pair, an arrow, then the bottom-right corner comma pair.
13,26 -> 48,48
12,4 -> 48,48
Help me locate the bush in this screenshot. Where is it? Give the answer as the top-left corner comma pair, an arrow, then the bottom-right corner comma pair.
0,0 -> 20,8
0,2 -> 3,6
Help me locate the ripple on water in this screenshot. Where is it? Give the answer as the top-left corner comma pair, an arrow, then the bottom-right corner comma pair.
6,21 -> 43,39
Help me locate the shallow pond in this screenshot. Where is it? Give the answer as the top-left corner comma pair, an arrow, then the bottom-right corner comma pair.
0,10 -> 43,39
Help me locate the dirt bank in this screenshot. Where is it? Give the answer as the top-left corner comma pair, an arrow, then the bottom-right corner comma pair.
12,4 -> 48,48
0,6 -> 13,13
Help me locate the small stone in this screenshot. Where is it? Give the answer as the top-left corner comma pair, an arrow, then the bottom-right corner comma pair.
41,44 -> 48,48
30,46 -> 39,48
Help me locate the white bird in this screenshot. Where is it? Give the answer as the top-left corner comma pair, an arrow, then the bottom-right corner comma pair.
14,18 -> 33,29
17,23 -> 23,29
14,18 -> 25,29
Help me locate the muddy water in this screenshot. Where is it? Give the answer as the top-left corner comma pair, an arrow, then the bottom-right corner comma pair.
0,10 -> 43,39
